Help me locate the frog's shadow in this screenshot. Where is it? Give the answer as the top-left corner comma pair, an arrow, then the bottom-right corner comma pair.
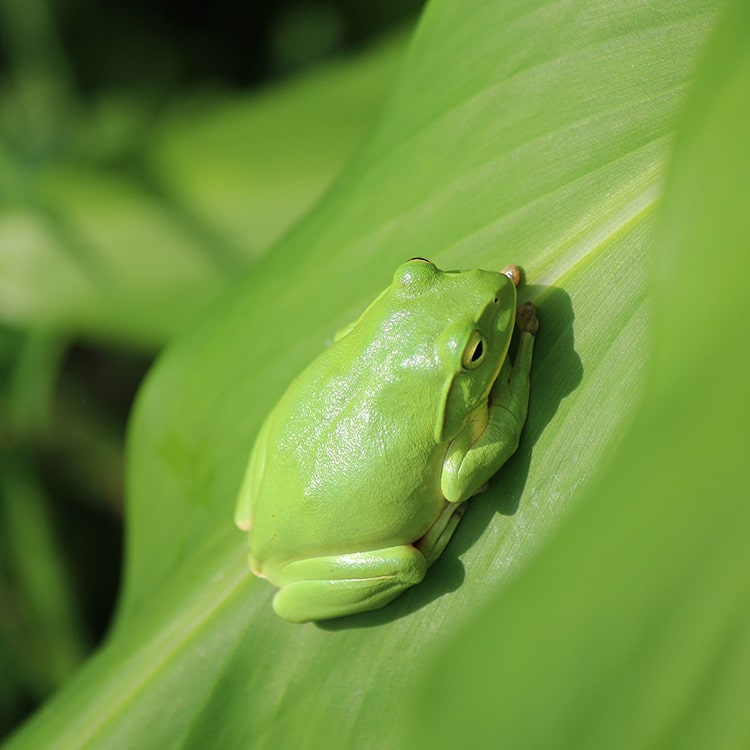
318,284 -> 581,631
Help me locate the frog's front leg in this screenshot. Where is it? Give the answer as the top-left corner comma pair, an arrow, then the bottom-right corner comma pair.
441,302 -> 539,503
272,545 -> 427,622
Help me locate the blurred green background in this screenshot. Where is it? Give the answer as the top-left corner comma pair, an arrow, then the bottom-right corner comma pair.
0,0 -> 420,739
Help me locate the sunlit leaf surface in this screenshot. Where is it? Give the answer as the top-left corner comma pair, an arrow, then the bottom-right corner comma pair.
4,1 -> 727,748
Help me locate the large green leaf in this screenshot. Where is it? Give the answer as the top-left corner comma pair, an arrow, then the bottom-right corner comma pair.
4,0 -> 724,747
412,2 -> 750,746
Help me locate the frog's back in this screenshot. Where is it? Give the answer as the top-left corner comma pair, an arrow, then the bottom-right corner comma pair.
246,323 -> 447,573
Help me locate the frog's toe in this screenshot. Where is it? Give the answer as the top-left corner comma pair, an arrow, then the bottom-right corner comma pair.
502,264 -> 522,287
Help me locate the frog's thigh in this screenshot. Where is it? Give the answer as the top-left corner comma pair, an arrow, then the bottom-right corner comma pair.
273,545 -> 427,623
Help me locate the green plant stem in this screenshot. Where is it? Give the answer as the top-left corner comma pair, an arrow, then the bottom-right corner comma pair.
0,0 -> 76,154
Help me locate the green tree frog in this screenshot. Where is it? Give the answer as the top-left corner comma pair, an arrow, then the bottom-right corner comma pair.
235,258 -> 539,622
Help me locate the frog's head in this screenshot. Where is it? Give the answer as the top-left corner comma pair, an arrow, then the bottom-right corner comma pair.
391,258 -> 520,442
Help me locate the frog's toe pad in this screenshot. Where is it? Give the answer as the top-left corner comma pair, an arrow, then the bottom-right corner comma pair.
516,301 -> 539,335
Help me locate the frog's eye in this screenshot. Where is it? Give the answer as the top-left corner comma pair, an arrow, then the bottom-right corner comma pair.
462,332 -> 487,369
408,257 -> 433,265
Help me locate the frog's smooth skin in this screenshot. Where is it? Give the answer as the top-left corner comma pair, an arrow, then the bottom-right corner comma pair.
235,258 -> 538,623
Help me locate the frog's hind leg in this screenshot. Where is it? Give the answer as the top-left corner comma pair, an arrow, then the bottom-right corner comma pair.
414,501 -> 467,567
272,545 -> 427,623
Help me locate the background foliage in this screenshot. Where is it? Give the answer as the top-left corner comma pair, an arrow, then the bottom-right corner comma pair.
3,0 -> 748,747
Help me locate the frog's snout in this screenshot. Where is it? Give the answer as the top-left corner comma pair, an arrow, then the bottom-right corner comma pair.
501,264 -> 522,287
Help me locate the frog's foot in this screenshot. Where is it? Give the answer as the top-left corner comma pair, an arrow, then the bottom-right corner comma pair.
516,301 -> 539,336
415,501 -> 467,567
272,545 -> 427,623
